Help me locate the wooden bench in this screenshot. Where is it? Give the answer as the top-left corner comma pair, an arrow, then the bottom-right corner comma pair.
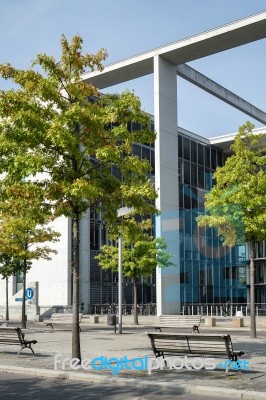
155,315 -> 201,333
0,327 -> 37,356
147,332 -> 244,372
43,313 -> 83,331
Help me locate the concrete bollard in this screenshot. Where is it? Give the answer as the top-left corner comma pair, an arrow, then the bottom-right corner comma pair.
261,319 -> 266,328
90,315 -> 99,324
205,317 -> 216,327
233,318 -> 244,328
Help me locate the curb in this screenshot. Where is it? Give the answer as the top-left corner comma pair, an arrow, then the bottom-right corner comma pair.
0,364 -> 266,399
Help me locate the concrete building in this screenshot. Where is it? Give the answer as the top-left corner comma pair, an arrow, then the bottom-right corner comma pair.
0,12 -> 266,319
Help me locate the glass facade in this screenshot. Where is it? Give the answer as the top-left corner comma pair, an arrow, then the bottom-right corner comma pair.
89,120 -> 156,308
178,132 -> 248,306
255,241 -> 266,305
86,120 -> 266,310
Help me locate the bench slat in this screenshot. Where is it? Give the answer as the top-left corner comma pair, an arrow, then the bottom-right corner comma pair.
157,315 -> 201,332
43,313 -> 83,330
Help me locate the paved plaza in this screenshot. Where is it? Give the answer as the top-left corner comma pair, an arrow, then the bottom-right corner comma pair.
0,316 -> 266,398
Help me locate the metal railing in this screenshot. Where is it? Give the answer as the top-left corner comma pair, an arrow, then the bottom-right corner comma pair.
89,303 -> 157,316
182,303 -> 266,317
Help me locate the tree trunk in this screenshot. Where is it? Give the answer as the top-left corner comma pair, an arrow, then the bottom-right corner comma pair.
5,276 -> 9,321
72,212 -> 81,362
21,260 -> 27,329
249,238 -> 256,339
133,278 -> 139,325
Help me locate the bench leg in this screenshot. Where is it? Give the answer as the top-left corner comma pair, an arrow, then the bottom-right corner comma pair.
18,343 -> 35,357
45,323 -> 54,331
192,325 -> 199,334
155,327 -> 162,332
236,360 -> 242,374
225,361 -> 231,375
156,352 -> 167,367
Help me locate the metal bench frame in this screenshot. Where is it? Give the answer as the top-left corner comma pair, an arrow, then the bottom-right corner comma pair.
0,327 -> 37,356
155,315 -> 202,333
147,332 -> 244,372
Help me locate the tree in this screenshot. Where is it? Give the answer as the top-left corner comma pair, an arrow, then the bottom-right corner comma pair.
96,217 -> 174,325
0,182 -> 60,328
0,35 -> 157,360
0,254 -> 21,321
197,122 -> 266,338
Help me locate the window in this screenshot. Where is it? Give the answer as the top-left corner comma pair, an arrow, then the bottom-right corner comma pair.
256,242 -> 264,258
16,272 -> 23,293
184,162 -> 190,185
180,272 -> 188,283
132,122 -> 141,131
184,190 -> 191,209
179,184 -> 184,209
205,169 -> 212,191
198,167 -> 204,189
150,150 -> 155,173
184,212 -> 192,234
112,165 -> 122,180
179,236 -> 185,258
178,161 -> 183,183
183,138 -> 190,160
133,144 -> 141,158
191,187 -> 198,209
199,269 -> 206,285
178,135 -> 183,158
142,147 -> 150,163
238,267 -> 246,285
191,164 -> 197,187
207,267 -> 213,285
198,144 -> 204,165
211,149 -> 217,170
90,222 -> 100,250
197,190 -> 205,210
217,151 -> 223,167
191,141 -> 197,163
205,147 -> 210,168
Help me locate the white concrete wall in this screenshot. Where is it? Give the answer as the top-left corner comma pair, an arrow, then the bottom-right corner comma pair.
0,278 -> 14,307
154,55 -> 180,315
26,216 -> 71,307
0,216 -> 71,311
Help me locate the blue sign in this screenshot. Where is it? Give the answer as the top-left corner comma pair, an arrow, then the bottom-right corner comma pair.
15,298 -> 23,302
25,288 -> 34,300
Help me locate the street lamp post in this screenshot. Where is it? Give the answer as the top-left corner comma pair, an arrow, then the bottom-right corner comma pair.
117,206 -> 134,334
118,232 -> 123,334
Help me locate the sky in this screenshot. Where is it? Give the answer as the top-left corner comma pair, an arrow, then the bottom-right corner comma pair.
0,0 -> 266,138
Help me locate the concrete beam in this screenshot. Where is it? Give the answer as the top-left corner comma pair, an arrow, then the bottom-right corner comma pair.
176,64 -> 266,125
83,12 -> 266,89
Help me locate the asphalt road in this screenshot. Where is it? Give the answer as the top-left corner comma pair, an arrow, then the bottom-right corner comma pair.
0,372 -> 235,400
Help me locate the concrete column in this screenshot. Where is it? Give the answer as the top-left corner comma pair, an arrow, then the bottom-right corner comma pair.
154,55 -> 180,316
79,210 -> 90,313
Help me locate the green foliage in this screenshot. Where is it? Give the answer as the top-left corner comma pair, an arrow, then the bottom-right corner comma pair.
0,182 -> 60,263
0,254 -> 22,280
0,35 -> 157,223
96,218 -> 175,279
197,121 -> 266,246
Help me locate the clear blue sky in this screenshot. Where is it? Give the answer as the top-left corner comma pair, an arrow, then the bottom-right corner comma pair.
1,0 -> 266,137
